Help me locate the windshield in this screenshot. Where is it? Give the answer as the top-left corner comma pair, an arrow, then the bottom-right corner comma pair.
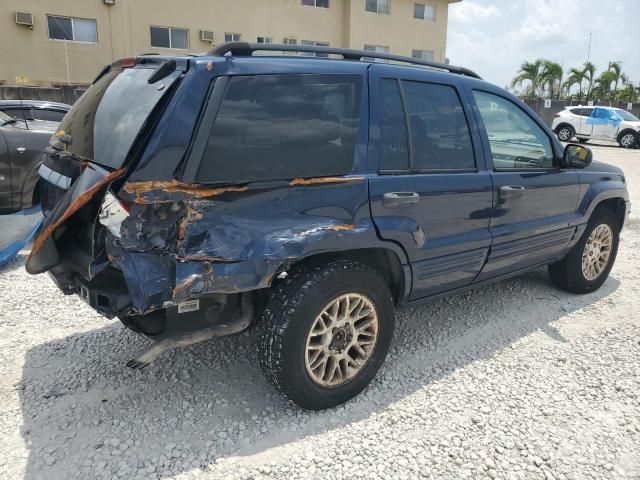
616,109 -> 639,122
54,66 -> 181,168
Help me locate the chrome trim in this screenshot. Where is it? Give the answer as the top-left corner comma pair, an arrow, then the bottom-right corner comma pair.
38,163 -> 71,190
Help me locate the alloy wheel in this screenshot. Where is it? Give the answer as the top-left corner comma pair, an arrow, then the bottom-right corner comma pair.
582,224 -> 613,281
620,133 -> 635,148
304,293 -> 379,388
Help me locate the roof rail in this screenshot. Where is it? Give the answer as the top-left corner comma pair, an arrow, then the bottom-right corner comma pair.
207,42 -> 482,79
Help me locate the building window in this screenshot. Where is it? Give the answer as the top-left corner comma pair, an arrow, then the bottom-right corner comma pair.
150,26 -> 189,49
47,15 -> 97,43
414,3 -> 436,21
301,0 -> 329,7
301,40 -> 330,57
257,36 -> 273,44
283,37 -> 298,45
365,0 -> 390,14
225,33 -> 241,42
364,44 -> 389,63
411,49 -> 434,61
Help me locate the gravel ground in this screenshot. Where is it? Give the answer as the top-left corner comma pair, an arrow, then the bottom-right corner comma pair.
1,142 -> 639,480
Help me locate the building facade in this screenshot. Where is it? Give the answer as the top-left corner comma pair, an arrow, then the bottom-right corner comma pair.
0,0 -> 459,88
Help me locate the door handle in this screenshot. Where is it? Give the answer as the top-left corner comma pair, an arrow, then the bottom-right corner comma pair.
382,192 -> 420,208
499,185 -> 526,201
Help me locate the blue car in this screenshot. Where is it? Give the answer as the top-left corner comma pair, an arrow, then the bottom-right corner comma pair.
28,43 -> 630,409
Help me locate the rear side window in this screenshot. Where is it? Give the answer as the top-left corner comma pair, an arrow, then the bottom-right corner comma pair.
401,81 -> 475,170
34,109 -> 66,122
569,108 -> 582,116
1,107 -> 34,121
195,74 -> 362,184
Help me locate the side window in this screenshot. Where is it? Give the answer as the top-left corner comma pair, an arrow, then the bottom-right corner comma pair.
593,108 -> 609,120
379,79 -> 409,170
473,91 -> 553,169
1,107 -> 34,121
33,109 -> 66,122
402,81 -> 475,170
581,108 -> 594,117
196,74 -> 362,184
569,108 -> 582,116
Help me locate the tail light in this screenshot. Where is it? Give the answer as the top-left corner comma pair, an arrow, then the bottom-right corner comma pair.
554,114 -> 561,118
98,191 -> 130,238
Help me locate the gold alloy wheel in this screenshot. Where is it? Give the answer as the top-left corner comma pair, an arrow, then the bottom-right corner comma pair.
304,293 -> 379,388
582,224 -> 613,281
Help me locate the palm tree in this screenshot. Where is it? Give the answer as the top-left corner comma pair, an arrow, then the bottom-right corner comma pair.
511,59 -> 544,99
594,70 -> 617,101
608,62 -> 625,94
540,61 -> 563,99
563,67 -> 586,98
582,61 -> 596,101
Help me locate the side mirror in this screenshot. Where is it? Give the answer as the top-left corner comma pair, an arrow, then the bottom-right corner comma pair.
563,144 -> 592,169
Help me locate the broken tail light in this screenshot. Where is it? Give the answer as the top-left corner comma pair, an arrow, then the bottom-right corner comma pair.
98,191 -> 130,238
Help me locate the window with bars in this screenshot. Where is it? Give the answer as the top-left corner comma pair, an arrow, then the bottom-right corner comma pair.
411,49 -> 434,61
257,36 -> 273,44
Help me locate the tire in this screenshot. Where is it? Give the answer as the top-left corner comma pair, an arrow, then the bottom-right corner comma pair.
258,259 -> 395,410
548,206 -> 619,294
618,131 -> 638,149
556,125 -> 574,142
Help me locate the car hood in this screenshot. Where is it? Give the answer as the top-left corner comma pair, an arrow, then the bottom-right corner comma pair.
589,160 -> 624,176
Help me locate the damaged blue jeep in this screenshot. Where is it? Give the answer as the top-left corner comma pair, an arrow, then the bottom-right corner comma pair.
28,43 -> 629,409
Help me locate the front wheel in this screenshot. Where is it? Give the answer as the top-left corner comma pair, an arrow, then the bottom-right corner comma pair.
258,259 -> 395,409
618,132 -> 638,149
548,207 -> 619,293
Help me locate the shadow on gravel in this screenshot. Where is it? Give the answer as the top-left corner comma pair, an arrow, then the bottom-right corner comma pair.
18,268 -> 619,479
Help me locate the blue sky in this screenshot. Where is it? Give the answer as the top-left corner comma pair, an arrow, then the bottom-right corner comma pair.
446,0 -> 640,90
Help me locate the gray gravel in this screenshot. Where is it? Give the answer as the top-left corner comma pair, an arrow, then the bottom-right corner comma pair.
0,142 -> 639,480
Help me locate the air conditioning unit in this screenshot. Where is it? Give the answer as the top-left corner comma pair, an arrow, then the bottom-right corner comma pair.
15,12 -> 34,26
200,30 -> 214,42
104,0 -> 116,5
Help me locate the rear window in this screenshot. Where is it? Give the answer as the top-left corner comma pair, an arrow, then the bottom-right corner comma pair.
195,74 -> 362,184
55,66 -> 181,168
34,109 -> 66,122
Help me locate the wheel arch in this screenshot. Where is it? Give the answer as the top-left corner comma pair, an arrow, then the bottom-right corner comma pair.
555,122 -> 575,135
593,197 -> 627,230
285,247 -> 409,306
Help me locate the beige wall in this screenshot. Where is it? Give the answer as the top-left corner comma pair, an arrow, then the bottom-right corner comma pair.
0,0 -> 457,87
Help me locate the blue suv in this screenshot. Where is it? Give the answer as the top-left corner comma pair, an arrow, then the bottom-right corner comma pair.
29,43 -> 630,409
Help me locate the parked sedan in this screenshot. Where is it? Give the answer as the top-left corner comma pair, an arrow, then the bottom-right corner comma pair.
552,105 -> 640,148
0,111 -> 56,213
0,100 -> 70,123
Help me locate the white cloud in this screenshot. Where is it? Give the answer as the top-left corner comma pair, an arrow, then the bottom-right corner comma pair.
446,0 -> 640,90
450,1 -> 500,23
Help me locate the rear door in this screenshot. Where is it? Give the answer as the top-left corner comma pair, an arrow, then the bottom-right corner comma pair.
368,65 -> 493,300
470,90 -> 580,280
576,107 -> 593,136
0,127 -> 13,211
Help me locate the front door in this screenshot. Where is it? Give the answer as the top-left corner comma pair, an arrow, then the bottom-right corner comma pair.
0,130 -> 14,212
470,90 -> 580,280
589,108 -> 621,140
368,66 -> 493,300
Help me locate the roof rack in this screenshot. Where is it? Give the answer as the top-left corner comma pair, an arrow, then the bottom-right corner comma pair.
207,42 -> 482,79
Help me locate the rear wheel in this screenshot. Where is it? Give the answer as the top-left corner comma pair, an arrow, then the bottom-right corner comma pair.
548,207 -> 619,293
556,125 -> 574,142
258,259 -> 395,409
618,132 -> 638,149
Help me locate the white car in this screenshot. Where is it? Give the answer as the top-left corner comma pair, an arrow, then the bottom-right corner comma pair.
552,105 -> 640,148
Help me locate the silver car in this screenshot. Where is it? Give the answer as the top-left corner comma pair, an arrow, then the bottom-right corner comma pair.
552,105 -> 640,148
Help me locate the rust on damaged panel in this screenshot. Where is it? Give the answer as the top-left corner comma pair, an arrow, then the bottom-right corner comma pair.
289,176 -> 364,186
295,224 -> 355,238
28,168 -> 126,259
123,179 -> 248,204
